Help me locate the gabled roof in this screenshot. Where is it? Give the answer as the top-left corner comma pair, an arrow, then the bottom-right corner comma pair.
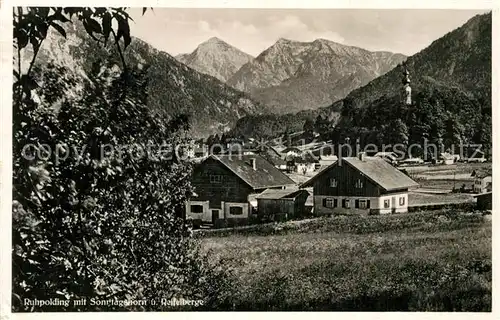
301,156 -> 419,191
256,187 -> 309,200
207,154 -> 296,189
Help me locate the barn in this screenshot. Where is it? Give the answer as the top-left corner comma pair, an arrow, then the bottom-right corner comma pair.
186,154 -> 296,227
256,188 -> 310,222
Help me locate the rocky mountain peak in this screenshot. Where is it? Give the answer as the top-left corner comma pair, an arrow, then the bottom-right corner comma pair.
175,37 -> 254,82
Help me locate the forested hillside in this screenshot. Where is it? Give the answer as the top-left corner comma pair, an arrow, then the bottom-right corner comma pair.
30,19 -> 267,137
231,12 -> 491,154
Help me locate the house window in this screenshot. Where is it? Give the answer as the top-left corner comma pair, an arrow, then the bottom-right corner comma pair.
229,206 -> 243,215
190,205 -> 203,213
384,199 -> 390,208
399,197 -> 405,206
358,199 -> 370,209
324,198 -> 337,208
329,178 -> 337,187
210,174 -> 223,184
355,179 -> 363,188
343,199 -> 350,209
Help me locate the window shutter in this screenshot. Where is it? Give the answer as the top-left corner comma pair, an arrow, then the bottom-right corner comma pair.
367,200 -> 371,209
323,198 -> 327,207
355,199 -> 359,208
334,199 -> 338,208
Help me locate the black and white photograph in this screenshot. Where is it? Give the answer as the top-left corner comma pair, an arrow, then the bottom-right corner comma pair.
4,1 -> 496,314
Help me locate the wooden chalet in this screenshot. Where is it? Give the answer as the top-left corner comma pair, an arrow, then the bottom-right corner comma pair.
301,153 -> 419,215
186,154 -> 296,227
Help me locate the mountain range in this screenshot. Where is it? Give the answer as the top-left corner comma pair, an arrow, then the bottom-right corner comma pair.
230,12 -> 492,142
178,37 -> 406,114
28,11 -> 491,142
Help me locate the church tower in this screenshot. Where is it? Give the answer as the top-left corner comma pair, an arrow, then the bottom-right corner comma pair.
401,64 -> 412,105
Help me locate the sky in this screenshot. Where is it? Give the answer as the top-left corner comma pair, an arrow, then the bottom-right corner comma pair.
127,9 -> 488,57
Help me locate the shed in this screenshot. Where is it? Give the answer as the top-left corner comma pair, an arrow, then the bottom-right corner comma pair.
256,188 -> 310,221
474,192 -> 492,210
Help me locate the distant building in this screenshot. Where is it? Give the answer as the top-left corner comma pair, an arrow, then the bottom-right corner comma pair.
186,154 -> 295,227
400,157 -> 424,165
439,152 -> 456,165
280,147 -> 302,158
301,153 -> 419,215
287,154 -> 318,174
472,170 -> 492,194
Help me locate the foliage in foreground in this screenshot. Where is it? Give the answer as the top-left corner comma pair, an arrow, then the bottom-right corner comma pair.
12,7 -> 229,311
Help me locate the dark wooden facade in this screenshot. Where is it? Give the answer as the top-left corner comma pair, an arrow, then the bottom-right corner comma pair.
191,157 -> 254,208
257,190 -> 309,221
312,161 -> 407,197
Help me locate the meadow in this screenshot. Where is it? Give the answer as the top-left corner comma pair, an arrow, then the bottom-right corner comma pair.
199,210 -> 491,311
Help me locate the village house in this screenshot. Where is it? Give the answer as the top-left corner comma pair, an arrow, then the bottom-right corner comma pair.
301,153 -> 419,215
294,156 -> 318,174
437,152 -> 456,165
280,147 -> 302,159
472,170 -> 492,193
186,154 -> 296,227
285,153 -> 318,174
256,188 -> 310,222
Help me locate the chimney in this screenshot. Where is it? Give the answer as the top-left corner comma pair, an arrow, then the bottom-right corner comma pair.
358,152 -> 366,161
250,158 -> 257,170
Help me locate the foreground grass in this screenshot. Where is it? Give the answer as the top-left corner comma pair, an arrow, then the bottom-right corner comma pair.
200,211 -> 491,311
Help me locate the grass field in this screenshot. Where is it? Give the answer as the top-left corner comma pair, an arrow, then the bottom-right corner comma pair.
408,192 -> 474,206
200,210 -> 491,311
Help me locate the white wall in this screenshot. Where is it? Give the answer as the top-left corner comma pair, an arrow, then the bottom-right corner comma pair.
185,200 -> 210,221
223,202 -> 250,219
296,163 -> 316,174
313,193 -> 409,215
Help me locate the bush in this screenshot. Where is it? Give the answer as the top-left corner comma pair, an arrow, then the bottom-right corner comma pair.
12,8 -> 229,311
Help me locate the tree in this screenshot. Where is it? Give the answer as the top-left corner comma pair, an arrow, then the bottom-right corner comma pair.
303,118 -> 314,134
12,7 -> 229,311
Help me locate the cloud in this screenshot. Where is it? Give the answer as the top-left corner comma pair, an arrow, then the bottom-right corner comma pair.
262,15 -> 345,44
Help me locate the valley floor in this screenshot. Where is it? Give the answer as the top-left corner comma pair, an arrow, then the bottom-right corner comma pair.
200,210 -> 491,311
